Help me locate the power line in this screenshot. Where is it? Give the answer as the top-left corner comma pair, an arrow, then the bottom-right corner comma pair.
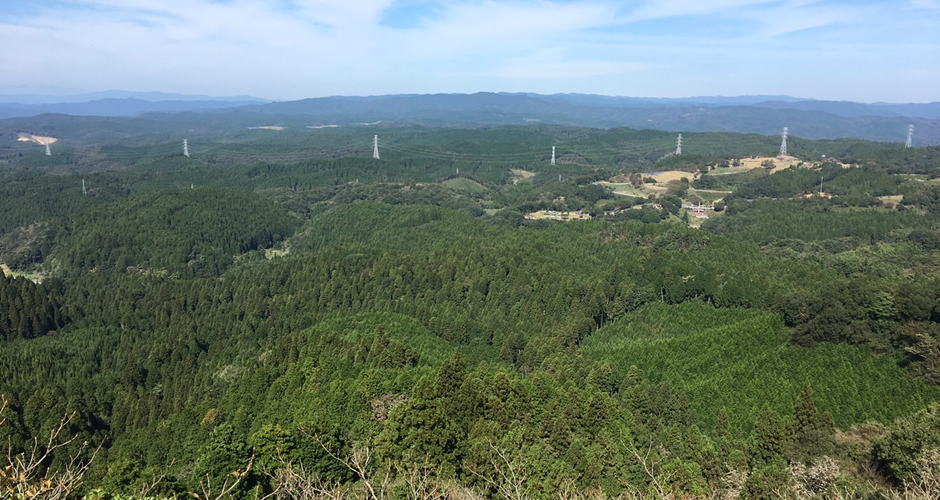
5,130 -> 805,170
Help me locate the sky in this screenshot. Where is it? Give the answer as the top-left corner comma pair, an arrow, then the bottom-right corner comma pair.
1,0 -> 939,102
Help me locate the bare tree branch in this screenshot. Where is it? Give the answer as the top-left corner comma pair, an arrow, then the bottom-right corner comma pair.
0,397 -> 102,500
198,451 -> 254,500
302,430 -> 390,500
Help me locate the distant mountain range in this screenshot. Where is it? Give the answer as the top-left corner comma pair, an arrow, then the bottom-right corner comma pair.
0,89 -> 269,105
0,98 -> 273,119
0,91 -> 937,145
235,93 -> 940,144
0,90 -> 269,119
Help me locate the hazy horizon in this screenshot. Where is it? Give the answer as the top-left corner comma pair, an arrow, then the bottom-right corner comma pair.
2,86 -> 939,107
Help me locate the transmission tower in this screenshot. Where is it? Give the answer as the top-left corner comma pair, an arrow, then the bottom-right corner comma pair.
906,125 -> 914,148
44,140 -> 51,156
373,135 -> 380,160
780,127 -> 788,156
82,179 -> 87,196
183,139 -> 190,157
551,146 -> 556,165
675,134 -> 682,156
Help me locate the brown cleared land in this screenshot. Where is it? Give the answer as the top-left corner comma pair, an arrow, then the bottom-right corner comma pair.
648,170 -> 694,183
525,210 -> 592,221
17,133 -> 57,145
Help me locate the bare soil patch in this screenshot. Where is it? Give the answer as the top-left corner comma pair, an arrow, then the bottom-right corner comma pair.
878,195 -> 903,208
525,210 -> 592,221
510,168 -> 536,184
648,171 -> 694,183
17,133 -> 57,145
737,156 -> 801,174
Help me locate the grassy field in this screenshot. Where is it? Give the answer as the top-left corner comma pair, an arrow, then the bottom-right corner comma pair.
597,182 -> 649,198
442,177 -> 488,194
1,263 -> 43,283
709,166 -> 755,176
688,189 -> 729,202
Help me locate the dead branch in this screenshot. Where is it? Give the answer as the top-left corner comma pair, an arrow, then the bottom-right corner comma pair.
304,431 -> 390,500
198,451 -> 254,500
261,457 -> 348,500
629,443 -> 674,500
137,459 -> 175,499
0,399 -> 103,500
466,439 -> 530,500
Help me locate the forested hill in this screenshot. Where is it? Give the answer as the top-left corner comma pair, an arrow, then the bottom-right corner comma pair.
2,92 -> 939,144
51,188 -> 297,277
0,124 -> 938,499
240,93 -> 940,144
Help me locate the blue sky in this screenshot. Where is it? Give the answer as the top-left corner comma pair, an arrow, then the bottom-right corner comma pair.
1,0 -> 938,102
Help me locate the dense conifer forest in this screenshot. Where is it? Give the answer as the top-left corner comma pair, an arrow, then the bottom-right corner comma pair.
0,120 -> 939,499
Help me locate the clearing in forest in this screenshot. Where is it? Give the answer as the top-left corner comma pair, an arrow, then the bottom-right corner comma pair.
525,210 -> 592,221
688,188 -> 730,203
17,133 -> 57,145
510,168 -> 535,184
738,155 -> 801,174
648,170 -> 694,183
0,264 -> 9,277
878,195 -> 904,208
442,177 -> 487,194
595,182 -> 648,198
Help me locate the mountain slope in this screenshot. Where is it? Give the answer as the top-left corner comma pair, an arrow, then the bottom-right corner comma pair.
240,93 -> 940,144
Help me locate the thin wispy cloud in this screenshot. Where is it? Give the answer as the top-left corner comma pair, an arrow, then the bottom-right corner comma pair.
1,0 -> 937,101
910,0 -> 939,8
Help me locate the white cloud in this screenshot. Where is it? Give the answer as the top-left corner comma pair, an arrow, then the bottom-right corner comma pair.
624,0 -> 777,22
910,0 -> 939,8
486,58 -> 648,79
0,0 -> 936,101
